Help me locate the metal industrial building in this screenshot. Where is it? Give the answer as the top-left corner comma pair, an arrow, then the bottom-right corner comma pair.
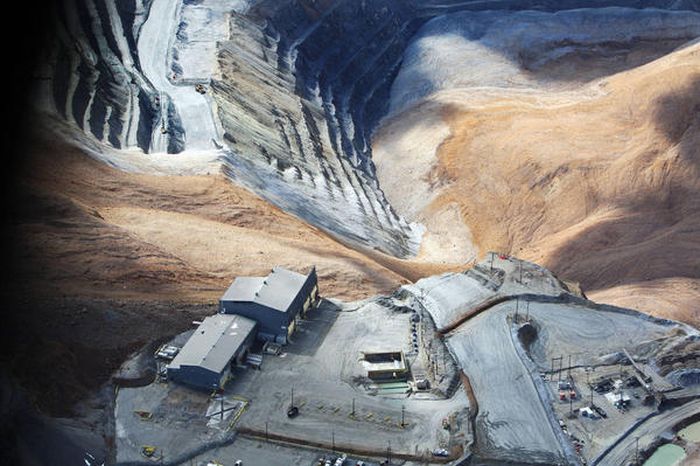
167,314 -> 257,390
220,266 -> 319,344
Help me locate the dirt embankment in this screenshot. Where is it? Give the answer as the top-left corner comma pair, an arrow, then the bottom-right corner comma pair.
377,41 -> 700,327
1,127 -> 457,416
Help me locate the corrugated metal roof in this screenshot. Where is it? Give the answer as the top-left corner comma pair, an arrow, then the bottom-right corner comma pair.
221,267 -> 310,313
168,314 -> 256,374
221,277 -> 265,302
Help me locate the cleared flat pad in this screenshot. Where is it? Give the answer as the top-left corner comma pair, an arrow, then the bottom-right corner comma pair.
526,302 -> 675,369
408,256 -> 568,329
448,307 -> 565,464
419,257 -> 697,464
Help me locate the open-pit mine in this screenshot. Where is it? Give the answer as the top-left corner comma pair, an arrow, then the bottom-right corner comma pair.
2,1 -> 700,465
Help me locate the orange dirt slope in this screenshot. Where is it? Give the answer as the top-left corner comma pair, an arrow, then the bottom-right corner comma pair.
401,41 -> 700,325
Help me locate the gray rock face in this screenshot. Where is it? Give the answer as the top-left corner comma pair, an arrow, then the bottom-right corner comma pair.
212,2 -> 426,257
210,0 -> 700,257
41,0 -> 700,257
47,0 -> 184,154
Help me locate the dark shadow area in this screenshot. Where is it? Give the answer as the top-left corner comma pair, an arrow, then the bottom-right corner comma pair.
653,74 -> 700,158
284,298 -> 341,357
0,2 -> 72,465
521,38 -> 691,85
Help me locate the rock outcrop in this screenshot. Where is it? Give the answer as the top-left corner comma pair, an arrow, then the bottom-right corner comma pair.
44,0 -> 184,154
39,0 -> 700,258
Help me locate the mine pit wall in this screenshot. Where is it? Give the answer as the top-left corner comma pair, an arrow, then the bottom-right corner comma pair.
43,0 -> 185,154
210,0 -> 700,257
213,1 -> 426,257
40,0 -> 700,256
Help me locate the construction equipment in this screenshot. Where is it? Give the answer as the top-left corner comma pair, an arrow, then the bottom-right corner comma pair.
195,83 -> 207,94
133,410 -> 152,420
140,446 -> 157,458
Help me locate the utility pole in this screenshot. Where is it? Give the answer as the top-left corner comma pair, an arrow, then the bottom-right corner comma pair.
265,421 -> 269,442
568,355 -> 572,380
351,398 -> 355,417
515,298 -> 519,322
401,405 -> 406,427
332,430 -> 335,455
519,261 -> 523,283
525,301 -> 530,321
291,387 -> 294,408
558,355 -> 564,383
635,436 -> 640,465
387,441 -> 392,465
489,252 -> 494,272
552,356 -> 563,382
220,394 -> 224,421
569,393 -> 573,416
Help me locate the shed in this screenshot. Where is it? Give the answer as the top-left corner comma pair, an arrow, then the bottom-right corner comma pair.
362,351 -> 409,381
220,266 -> 319,344
167,314 -> 257,390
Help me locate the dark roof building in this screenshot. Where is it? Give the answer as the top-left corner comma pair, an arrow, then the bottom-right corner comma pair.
220,266 -> 319,344
167,314 -> 257,390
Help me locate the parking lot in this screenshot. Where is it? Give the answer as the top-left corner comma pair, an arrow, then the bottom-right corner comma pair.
114,297 -> 470,463
230,299 -> 469,456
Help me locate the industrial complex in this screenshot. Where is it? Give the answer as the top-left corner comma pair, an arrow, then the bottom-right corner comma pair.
165,267 -> 319,391
112,257 -> 700,465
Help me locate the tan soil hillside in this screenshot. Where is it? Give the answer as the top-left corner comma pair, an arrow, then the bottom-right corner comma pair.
10,133 -> 427,304
377,41 -> 700,326
3,124 -> 454,414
